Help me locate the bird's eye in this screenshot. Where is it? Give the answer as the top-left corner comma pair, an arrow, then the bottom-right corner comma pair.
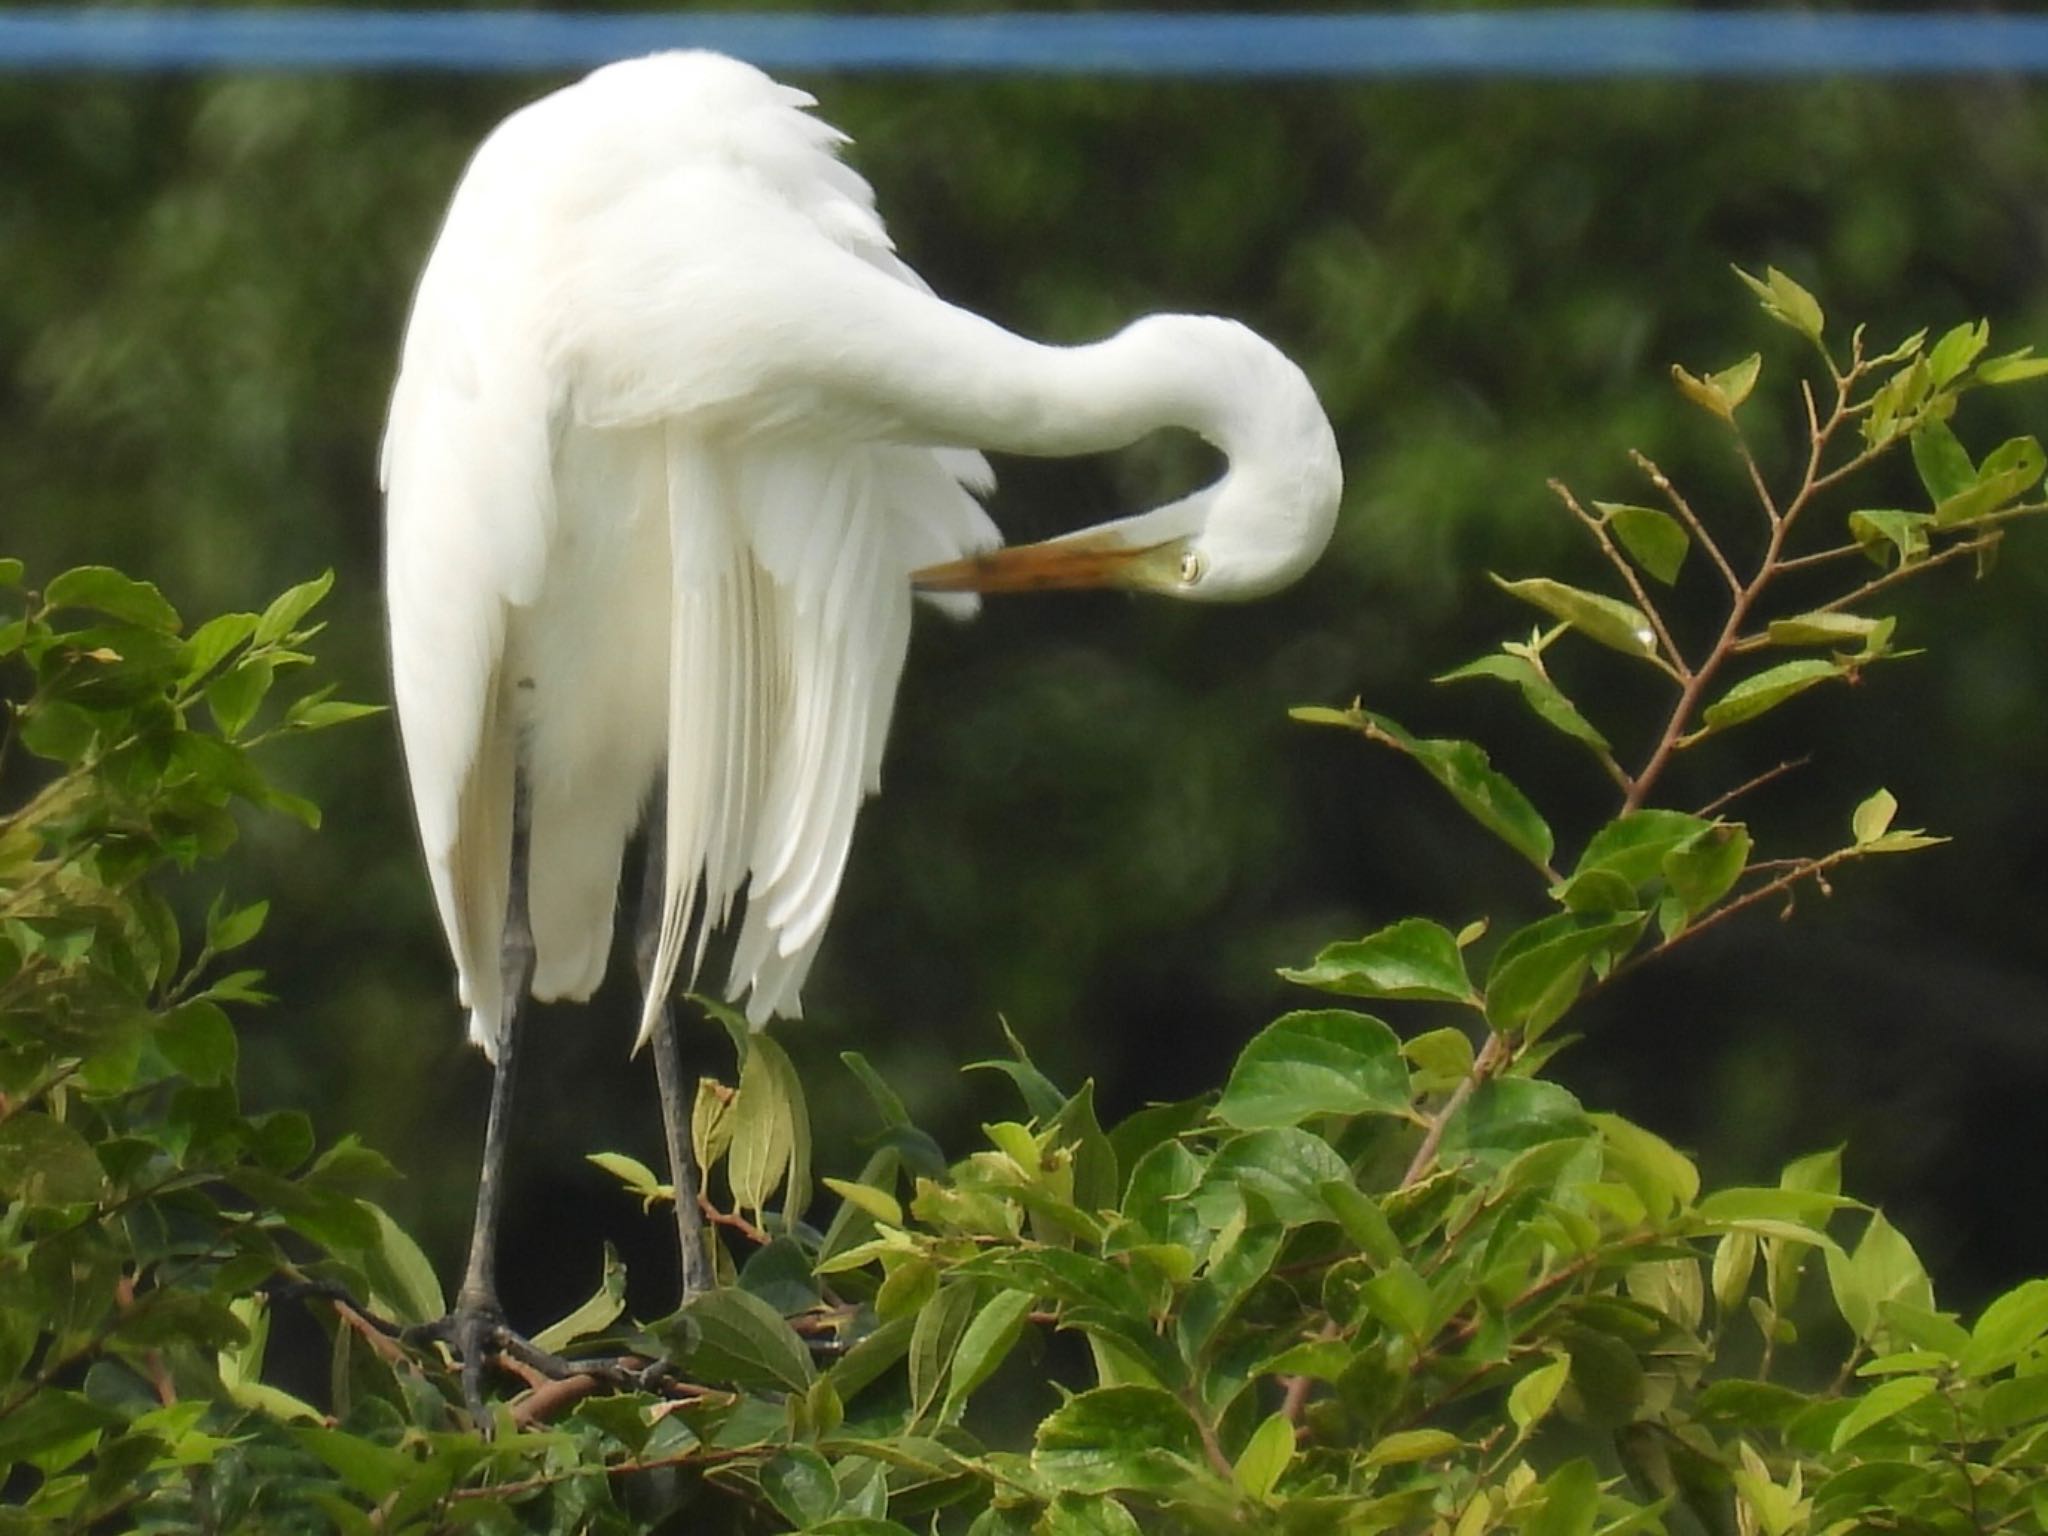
1179,550 -> 1207,586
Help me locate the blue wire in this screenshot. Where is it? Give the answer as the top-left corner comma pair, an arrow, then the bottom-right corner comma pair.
4,9 -> 2048,78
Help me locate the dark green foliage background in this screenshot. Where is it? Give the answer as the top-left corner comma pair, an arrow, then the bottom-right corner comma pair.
5,42 -> 2047,1337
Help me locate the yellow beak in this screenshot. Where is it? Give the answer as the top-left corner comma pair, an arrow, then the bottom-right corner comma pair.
911,534 -> 1176,594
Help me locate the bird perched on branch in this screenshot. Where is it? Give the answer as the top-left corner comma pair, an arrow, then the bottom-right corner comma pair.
381,49 -> 1341,1406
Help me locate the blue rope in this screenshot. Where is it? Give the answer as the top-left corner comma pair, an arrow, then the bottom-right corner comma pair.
4,9 -> 2048,78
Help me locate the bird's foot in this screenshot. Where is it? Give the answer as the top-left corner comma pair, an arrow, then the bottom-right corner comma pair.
419,1297 -> 677,1435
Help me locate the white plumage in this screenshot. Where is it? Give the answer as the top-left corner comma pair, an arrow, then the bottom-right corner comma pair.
382,52 -> 1343,1060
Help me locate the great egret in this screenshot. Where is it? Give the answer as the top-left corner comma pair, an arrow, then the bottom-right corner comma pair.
381,50 -> 1342,1394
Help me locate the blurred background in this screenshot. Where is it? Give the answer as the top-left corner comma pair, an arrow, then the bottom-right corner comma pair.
5,3 -> 2048,1333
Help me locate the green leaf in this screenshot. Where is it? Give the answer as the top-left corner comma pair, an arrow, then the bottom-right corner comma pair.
287,698 -> 385,731
293,1427 -> 415,1500
0,557 -> 22,587
1926,319 -> 1989,387
1356,709 -> 1555,870
1435,654 -> 1612,752
1910,419 -> 1976,503
205,896 -> 269,954
254,570 -> 334,645
1362,1427 -> 1461,1466
1121,1140 -> 1204,1247
1973,347 -> 2048,385
1696,1185 -> 1854,1227
206,659 -> 274,740
1202,1128 -> 1351,1226
0,1111 -> 106,1204
942,1288 -> 1036,1421
1279,918 -> 1478,1005
18,699 -> 99,763
676,1285 -> 816,1392
158,1001 -> 238,1086
181,612 -> 258,685
729,1031 -> 810,1224
1316,1182 -> 1402,1267
1485,911 -> 1645,1037
1526,1457 -> 1601,1536
760,1447 -> 839,1527
1403,1026 -> 1475,1085
1829,1374 -> 1936,1449
1714,351 -> 1763,409
1592,1112 -> 1701,1219
1232,1411 -> 1295,1500
1671,362 -> 1734,421
588,1150 -> 668,1202
1440,1079 -> 1589,1170
1039,1495 -> 1142,1536
1852,789 -> 1898,845
1848,509 -> 1932,567
908,1280 -> 980,1422
840,1050 -> 911,1129
1825,1211 -> 1931,1342
1598,502 -> 1690,585
358,1201 -> 447,1326
824,1177 -> 904,1228
45,565 -> 181,632
1961,1278 -> 2048,1377
1935,434 -> 2044,524
1574,810 -> 1713,890
966,1022 -> 1065,1121
1697,659 -> 1841,735
1217,1010 -> 1412,1129
1492,575 -> 1659,660
1735,264 -> 1825,344
1662,823 -> 1752,923
1032,1385 -> 1204,1495
1763,611 -> 1895,656
1509,1354 -> 1572,1433
531,1243 -> 627,1354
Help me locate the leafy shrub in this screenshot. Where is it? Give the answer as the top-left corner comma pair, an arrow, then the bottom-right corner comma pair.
5,278 -> 2048,1534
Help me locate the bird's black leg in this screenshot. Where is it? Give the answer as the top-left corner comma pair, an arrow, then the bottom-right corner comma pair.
449,773 -> 536,1430
637,789 -> 717,1300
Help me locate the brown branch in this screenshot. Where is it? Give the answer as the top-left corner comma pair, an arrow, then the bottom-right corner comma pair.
335,1300 -> 408,1368
1632,450 -> 1741,597
1279,1320 -> 1340,1431
1733,432 -> 1783,529
698,1195 -> 771,1248
1400,1031 -> 1508,1190
1181,1389 -> 1237,1480
1812,533 -> 1999,616
511,1371 -> 610,1430
1695,756 -> 1812,819
1609,845 -> 1865,984
1549,478 -> 1690,682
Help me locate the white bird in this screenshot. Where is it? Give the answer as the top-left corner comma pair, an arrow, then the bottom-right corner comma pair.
381,50 -> 1341,1388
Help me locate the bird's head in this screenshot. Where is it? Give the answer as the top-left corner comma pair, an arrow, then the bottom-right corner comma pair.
912,316 -> 1343,604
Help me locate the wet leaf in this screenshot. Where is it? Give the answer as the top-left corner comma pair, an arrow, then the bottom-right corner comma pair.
1492,575 -> 1659,660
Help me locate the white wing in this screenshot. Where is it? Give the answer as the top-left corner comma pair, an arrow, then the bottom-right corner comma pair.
381,117 -> 561,1052
386,52 -> 1001,1053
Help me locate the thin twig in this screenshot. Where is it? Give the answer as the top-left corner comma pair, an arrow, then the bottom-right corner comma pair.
1695,756 -> 1813,818
1608,845 -> 1866,983
1733,431 -> 1783,529
698,1195 -> 772,1248
1400,1032 -> 1508,1190
511,1371 -> 612,1430
1549,479 -> 1690,682
1812,533 -> 1999,616
1632,450 -> 1741,597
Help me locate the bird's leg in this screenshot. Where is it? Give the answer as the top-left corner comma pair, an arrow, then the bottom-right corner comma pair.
637,790 -> 718,1300
449,774 -> 537,1430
